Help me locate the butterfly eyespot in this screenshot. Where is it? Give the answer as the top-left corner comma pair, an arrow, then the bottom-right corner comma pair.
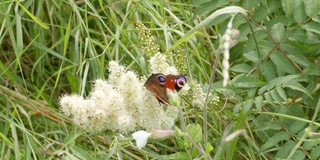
157,75 -> 166,86
176,76 -> 186,87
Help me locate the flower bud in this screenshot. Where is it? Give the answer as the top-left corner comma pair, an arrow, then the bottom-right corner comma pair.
150,129 -> 175,139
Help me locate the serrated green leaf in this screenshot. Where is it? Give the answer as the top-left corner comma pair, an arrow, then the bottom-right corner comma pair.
255,96 -> 263,112
312,14 -> 320,23
233,102 -> 243,113
186,124 -> 202,143
230,64 -> 252,73
287,53 -> 309,66
260,61 -> 276,81
260,131 -> 291,152
304,0 -> 320,16
294,0 -> 307,24
281,40 -> 318,54
243,99 -> 253,113
241,0 -> 260,10
302,22 -> 320,34
291,150 -> 306,160
265,75 -> 300,91
283,81 -> 312,98
275,141 -> 295,159
276,87 -> 287,101
253,121 -> 282,131
304,64 -> 320,76
244,51 -> 260,64
270,51 -> 298,74
270,90 -> 284,106
310,146 -> 320,159
264,92 -> 276,106
281,0 -> 294,17
271,23 -> 285,42
231,75 -> 265,88
289,121 -> 306,134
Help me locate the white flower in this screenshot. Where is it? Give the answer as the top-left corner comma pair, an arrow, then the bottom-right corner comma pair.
132,129 -> 175,149
59,61 -> 180,133
132,130 -> 152,149
149,52 -> 178,75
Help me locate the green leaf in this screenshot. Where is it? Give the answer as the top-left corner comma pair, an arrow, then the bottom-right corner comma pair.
304,0 -> 320,16
264,92 -> 276,106
63,131 -> 82,145
293,0 -> 307,24
260,131 -> 291,152
310,146 -> 320,160
230,64 -> 252,73
17,2 -> 49,29
71,146 -> 93,160
243,99 -> 253,114
304,64 -> 320,76
283,81 -> 312,98
281,0 -> 294,17
276,87 -> 287,101
233,102 -> 243,113
270,90 -> 284,106
255,96 -> 263,112
287,53 -> 309,67
253,121 -> 282,131
264,75 -> 300,92
270,51 -> 298,74
244,51 -> 260,64
186,124 -> 202,143
205,143 -> 214,154
163,152 -> 190,159
275,141 -> 295,159
231,75 -> 265,88
289,121 -> 306,134
271,23 -> 285,42
260,61 -> 276,81
302,22 -> 320,34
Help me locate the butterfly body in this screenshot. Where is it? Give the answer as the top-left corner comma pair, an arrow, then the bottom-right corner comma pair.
144,73 -> 187,104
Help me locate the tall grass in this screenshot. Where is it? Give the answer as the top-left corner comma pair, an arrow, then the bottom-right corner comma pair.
1,0 -> 320,159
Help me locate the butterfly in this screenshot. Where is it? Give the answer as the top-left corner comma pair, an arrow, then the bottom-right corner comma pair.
144,73 -> 187,104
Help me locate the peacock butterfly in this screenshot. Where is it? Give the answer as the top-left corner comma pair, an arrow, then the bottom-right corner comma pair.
144,73 -> 187,104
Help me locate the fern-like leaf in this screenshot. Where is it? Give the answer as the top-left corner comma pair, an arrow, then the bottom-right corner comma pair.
275,141 -> 295,159
255,96 -> 263,112
304,64 -> 320,76
310,146 -> 320,159
231,75 -> 266,88
293,0 -> 307,24
303,0 -> 320,17
302,22 -> 320,34
281,0 -> 294,17
283,81 -> 312,98
260,131 -> 291,152
270,51 -> 298,74
253,121 -> 282,131
289,121 -> 306,134
271,23 -> 285,42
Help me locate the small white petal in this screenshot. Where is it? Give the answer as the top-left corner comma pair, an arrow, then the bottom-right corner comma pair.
132,130 -> 152,149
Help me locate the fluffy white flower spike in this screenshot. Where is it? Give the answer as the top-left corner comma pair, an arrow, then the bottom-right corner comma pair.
59,61 -> 179,133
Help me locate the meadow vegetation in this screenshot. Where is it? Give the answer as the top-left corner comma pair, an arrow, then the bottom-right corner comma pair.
1,0 -> 320,159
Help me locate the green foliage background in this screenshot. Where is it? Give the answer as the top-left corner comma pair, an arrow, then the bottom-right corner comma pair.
1,0 -> 320,159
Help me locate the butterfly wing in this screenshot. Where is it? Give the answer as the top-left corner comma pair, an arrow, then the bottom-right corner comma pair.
144,73 -> 169,104
165,75 -> 187,92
